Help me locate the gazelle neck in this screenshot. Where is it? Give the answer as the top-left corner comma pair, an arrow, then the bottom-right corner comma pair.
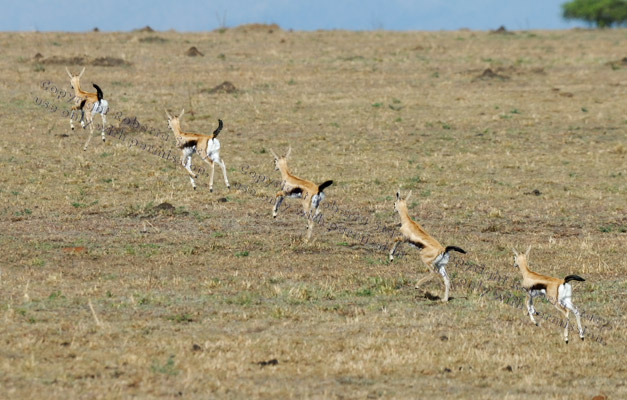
397,201 -> 411,224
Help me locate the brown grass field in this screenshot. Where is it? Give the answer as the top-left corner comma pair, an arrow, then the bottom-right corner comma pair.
0,26 -> 625,399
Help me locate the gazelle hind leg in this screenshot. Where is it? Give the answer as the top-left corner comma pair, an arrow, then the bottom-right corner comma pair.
209,161 -> 215,192
83,114 -> 94,151
563,301 -> 584,341
219,159 -> 230,189
305,218 -> 313,242
100,113 -> 107,142
437,265 -> 450,302
389,237 -> 404,262
70,110 -> 75,130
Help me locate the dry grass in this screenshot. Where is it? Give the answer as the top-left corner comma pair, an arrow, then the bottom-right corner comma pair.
0,27 -> 625,399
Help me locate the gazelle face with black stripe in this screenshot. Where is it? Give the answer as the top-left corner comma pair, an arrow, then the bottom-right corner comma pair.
270,147 -> 291,171
393,190 -> 411,213
512,246 -> 531,270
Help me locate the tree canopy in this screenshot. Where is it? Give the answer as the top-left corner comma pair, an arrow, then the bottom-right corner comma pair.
562,0 -> 627,27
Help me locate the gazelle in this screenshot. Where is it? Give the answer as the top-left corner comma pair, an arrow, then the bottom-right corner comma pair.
389,190 -> 466,302
65,67 -> 109,150
512,246 -> 585,343
270,147 -> 333,242
165,109 -> 229,191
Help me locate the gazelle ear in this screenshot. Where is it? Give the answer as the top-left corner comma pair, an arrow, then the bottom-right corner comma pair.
285,146 -> 292,160
269,148 -> 278,159
512,248 -> 519,257
406,190 -> 412,202
65,67 -> 73,78
179,109 -> 185,119
165,108 -> 172,119
396,190 -> 400,200
525,245 -> 531,258
79,67 -> 85,78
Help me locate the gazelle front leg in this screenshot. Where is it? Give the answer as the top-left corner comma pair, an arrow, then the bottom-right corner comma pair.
181,151 -> 197,189
273,192 -> 285,218
526,291 -> 538,325
389,236 -> 405,262
70,109 -> 76,130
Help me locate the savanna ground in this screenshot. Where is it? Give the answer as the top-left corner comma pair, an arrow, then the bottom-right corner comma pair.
0,25 -> 625,399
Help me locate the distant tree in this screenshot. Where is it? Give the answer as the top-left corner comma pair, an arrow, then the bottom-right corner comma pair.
562,0 -> 627,27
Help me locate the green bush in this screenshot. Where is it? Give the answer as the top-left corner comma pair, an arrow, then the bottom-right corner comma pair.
562,0 -> 627,27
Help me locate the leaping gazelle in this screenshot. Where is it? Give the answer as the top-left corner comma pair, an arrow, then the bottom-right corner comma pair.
389,189 -> 466,302
165,109 -> 230,191
270,147 -> 333,242
65,67 -> 109,151
512,246 -> 585,343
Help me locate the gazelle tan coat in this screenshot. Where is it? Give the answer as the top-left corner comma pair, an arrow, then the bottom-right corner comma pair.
512,246 -> 585,343
389,190 -> 466,302
66,67 -> 109,150
165,109 -> 229,192
270,147 -> 333,242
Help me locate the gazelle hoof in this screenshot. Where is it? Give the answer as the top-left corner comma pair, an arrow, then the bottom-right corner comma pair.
210,188 -> 213,193
565,339 -> 569,344
227,185 -> 231,189
581,337 -> 584,341
71,127 -> 75,131
193,186 -> 197,190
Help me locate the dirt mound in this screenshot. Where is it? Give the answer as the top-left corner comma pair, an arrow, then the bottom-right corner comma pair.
185,46 -> 204,57
232,23 -> 281,33
134,25 -> 155,32
36,54 -> 131,67
153,202 -> 175,212
490,25 -> 514,35
606,57 -> 627,69
202,81 -> 237,94
473,68 -> 510,82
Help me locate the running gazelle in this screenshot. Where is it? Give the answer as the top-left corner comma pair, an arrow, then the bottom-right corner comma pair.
270,147 -> 333,242
512,246 -> 585,343
65,67 -> 109,150
389,189 -> 466,302
165,109 -> 230,192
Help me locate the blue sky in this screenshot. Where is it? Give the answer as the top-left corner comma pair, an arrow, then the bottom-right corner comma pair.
1,0 -> 588,32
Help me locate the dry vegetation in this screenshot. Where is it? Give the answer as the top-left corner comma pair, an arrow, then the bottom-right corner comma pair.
0,26 -> 625,399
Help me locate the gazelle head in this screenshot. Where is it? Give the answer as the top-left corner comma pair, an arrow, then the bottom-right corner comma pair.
512,246 -> 531,270
66,67 -> 85,90
394,189 -> 412,213
270,147 -> 291,171
165,108 -> 184,131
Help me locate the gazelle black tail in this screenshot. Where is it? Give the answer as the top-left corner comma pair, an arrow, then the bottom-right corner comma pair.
564,275 -> 585,283
212,119 -> 223,138
317,180 -> 333,193
445,246 -> 466,254
93,83 -> 103,102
